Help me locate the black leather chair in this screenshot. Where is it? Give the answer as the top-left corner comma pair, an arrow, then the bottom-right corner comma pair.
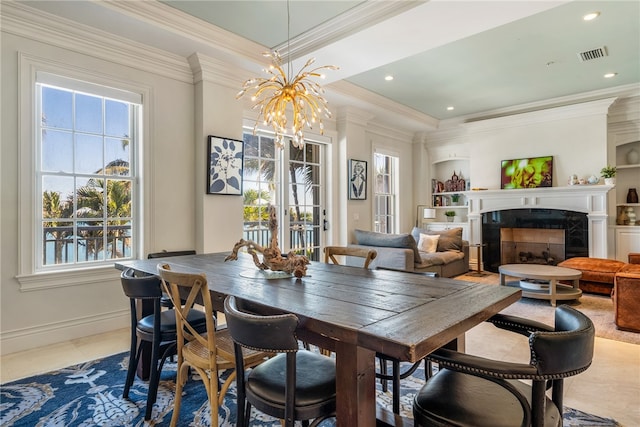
223,296 -> 336,427
413,305 -> 595,427
120,268 -> 206,421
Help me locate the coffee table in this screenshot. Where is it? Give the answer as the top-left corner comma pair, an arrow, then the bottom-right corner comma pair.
499,264 -> 582,306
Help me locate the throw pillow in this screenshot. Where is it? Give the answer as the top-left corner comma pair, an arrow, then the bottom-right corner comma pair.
411,227 -> 463,252
354,229 -> 421,261
418,233 -> 440,253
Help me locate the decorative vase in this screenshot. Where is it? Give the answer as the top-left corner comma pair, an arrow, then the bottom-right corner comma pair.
446,216 -> 454,222
628,188 -> 639,204
604,177 -> 615,186
626,207 -> 637,226
627,148 -> 639,165
617,208 -> 629,225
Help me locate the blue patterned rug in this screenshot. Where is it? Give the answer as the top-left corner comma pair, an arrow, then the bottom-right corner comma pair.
1,352 -> 620,426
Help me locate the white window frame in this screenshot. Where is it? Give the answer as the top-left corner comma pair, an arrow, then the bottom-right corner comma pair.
373,150 -> 400,234
16,53 -> 151,291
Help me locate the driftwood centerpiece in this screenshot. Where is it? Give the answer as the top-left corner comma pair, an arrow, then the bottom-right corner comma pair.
225,205 -> 310,278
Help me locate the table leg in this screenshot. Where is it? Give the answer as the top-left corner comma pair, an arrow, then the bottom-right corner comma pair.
500,272 -> 506,286
335,341 -> 376,426
549,279 -> 557,307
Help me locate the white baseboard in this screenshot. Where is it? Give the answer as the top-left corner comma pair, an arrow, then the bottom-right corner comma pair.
0,310 -> 129,356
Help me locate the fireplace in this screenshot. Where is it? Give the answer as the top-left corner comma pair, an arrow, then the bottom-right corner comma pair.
482,209 -> 587,272
465,185 -> 614,272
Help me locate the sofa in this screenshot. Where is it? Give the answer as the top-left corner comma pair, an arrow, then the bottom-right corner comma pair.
347,227 -> 469,278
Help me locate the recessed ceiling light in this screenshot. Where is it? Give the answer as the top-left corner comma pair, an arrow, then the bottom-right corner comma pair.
447,106 -> 454,111
583,12 -> 600,21
384,75 -> 394,81
604,72 -> 617,78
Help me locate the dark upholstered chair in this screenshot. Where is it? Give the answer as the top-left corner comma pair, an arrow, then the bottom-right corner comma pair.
413,305 -> 595,427
224,296 -> 336,427
147,250 -> 196,308
120,268 -> 206,421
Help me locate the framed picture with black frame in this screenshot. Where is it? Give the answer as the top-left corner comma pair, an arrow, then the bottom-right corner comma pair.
207,135 -> 244,195
348,159 -> 367,200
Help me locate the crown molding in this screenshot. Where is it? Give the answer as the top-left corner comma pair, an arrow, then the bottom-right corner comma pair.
462,97 -> 618,133
97,0 -> 266,65
1,2 -> 193,83
273,0 -> 426,60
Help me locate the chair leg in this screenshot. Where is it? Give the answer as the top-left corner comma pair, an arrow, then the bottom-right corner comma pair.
123,336 -> 140,398
378,358 -> 389,392
551,379 -> 564,421
392,359 -> 400,414
170,361 -> 189,427
144,340 -> 163,420
531,380 -> 546,427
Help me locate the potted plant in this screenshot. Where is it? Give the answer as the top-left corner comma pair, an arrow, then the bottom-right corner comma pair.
600,165 -> 616,185
450,193 -> 461,206
444,210 -> 456,222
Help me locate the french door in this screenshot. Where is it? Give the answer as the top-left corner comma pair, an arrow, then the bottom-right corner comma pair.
242,132 -> 326,261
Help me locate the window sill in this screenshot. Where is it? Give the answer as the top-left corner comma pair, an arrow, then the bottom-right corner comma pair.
16,264 -> 121,292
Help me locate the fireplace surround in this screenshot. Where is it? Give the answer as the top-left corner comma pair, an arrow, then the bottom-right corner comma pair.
465,185 -> 614,272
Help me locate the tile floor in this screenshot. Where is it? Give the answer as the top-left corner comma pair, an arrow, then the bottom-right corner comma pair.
2,299 -> 639,426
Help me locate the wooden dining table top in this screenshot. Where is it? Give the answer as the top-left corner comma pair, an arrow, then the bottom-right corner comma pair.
115,252 -> 521,426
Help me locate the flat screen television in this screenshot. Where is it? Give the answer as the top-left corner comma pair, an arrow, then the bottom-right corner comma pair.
501,156 -> 553,189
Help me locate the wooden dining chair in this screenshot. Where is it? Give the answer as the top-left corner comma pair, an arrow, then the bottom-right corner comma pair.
224,295 -> 336,427
157,263 -> 270,427
324,246 -> 377,268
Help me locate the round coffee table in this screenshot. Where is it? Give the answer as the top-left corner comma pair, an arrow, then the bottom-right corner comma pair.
498,264 -> 582,306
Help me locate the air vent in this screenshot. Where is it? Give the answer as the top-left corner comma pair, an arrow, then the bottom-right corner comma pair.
577,46 -> 608,62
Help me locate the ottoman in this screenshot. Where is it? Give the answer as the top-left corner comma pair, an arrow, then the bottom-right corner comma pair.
613,264 -> 640,332
557,257 -> 626,295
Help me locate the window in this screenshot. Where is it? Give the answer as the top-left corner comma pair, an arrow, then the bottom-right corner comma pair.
373,153 -> 398,233
36,73 -> 140,270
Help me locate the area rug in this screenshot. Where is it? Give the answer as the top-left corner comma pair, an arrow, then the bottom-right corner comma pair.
455,272 -> 640,345
0,352 -> 620,426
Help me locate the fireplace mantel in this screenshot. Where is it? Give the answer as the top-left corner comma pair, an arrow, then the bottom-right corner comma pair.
464,185 -> 614,258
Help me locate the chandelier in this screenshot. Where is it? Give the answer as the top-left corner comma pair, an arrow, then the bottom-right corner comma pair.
236,2 -> 338,149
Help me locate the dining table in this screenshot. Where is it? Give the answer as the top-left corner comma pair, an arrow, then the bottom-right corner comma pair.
115,252 -> 521,426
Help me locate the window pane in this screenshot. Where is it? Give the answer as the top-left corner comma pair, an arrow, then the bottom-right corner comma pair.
42,221 -> 74,265
42,176 -> 74,219
78,220 -> 104,262
76,177 -> 105,218
75,134 -> 103,174
41,130 -> 73,172
107,219 -> 131,258
106,179 -> 132,218
75,93 -> 103,134
105,99 -> 129,137
105,137 -> 130,176
42,86 -> 72,129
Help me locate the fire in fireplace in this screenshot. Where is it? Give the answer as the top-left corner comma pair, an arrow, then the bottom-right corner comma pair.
481,209 -> 588,273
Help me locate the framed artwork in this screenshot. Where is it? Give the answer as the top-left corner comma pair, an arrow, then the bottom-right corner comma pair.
207,135 -> 244,195
500,155 -> 553,189
348,159 -> 367,200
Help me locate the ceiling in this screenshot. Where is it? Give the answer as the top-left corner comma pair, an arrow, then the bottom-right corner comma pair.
19,0 -> 640,129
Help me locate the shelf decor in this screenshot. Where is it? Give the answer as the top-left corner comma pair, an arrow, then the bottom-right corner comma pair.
207,135 -> 244,195
348,159 -> 367,200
